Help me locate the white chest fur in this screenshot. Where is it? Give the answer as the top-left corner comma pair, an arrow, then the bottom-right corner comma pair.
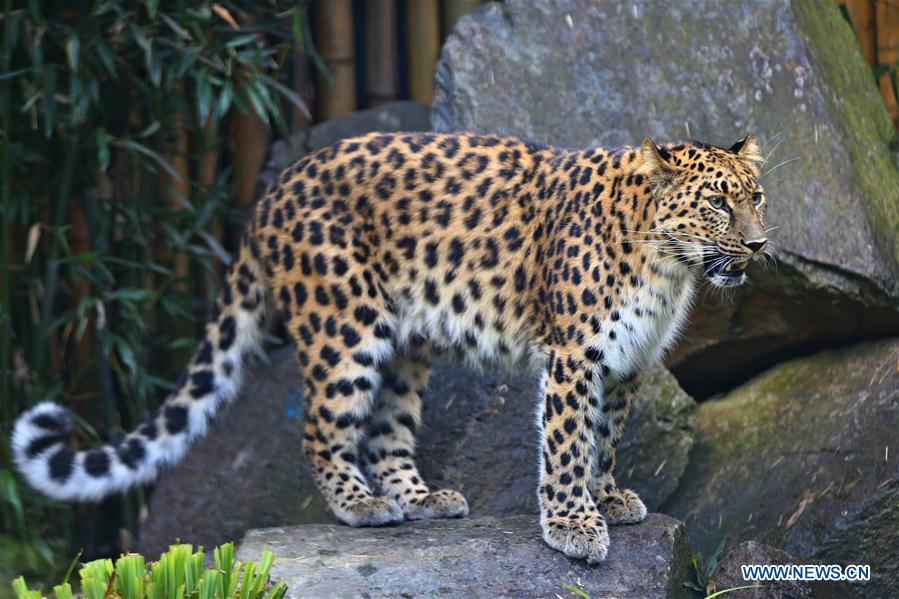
589,269 -> 695,384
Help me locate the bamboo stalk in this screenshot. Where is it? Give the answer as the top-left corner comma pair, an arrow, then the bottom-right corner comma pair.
230,105 -> 270,211
293,50 -> 315,130
313,0 -> 357,120
841,0 -> 876,65
405,0 -> 440,103
441,0 -> 480,39
162,99 -> 191,285
364,0 -> 398,106
67,199 -> 94,394
161,97 -> 192,367
198,113 -> 222,282
1,0 -> 13,418
35,136 -> 78,384
875,0 -> 899,127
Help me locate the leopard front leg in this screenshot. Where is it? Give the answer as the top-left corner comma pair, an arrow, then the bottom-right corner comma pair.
590,374 -> 647,525
537,348 -> 609,564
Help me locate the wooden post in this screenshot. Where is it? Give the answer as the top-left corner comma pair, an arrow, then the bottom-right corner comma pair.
67,199 -> 94,392
230,106 -> 270,211
313,0 -> 357,120
406,0 -> 440,103
875,0 -> 899,127
161,96 -> 192,365
364,0 -> 399,106
198,113 -> 223,282
161,101 -> 191,285
441,0 -> 480,40
293,50 -> 316,130
840,0 -> 877,65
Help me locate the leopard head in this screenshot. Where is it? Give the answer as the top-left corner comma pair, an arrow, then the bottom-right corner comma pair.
638,135 -> 770,288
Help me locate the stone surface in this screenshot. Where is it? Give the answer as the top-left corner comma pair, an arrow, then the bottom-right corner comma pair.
139,347 -> 695,559
260,101 -> 431,190
615,366 -> 696,511
661,338 -> 899,597
712,541 -> 857,599
237,514 -> 693,599
433,0 -> 899,397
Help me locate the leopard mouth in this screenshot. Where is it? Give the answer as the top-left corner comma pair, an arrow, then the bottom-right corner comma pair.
703,253 -> 750,285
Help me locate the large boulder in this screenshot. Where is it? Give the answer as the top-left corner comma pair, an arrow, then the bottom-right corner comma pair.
236,514 -> 694,599
138,346 -> 695,558
433,0 -> 899,397
661,338 -> 899,597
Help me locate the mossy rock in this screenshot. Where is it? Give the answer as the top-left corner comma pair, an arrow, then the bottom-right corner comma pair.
434,0 -> 899,396
662,338 -> 899,597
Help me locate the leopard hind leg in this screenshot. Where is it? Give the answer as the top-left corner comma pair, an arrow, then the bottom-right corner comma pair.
365,354 -> 468,521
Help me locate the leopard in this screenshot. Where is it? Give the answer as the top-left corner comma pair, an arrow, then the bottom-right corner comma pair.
13,130 -> 769,563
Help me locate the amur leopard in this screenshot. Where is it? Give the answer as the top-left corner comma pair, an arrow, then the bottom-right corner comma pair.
13,131 -> 768,563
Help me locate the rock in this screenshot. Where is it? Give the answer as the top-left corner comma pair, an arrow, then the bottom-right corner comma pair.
259,101 -> 431,190
236,514 -> 694,599
616,366 -> 696,512
433,0 -> 899,397
139,348 -> 695,558
661,338 -> 899,597
711,541 -> 857,599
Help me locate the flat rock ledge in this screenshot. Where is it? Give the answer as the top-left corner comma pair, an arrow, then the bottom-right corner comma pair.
237,514 -> 693,599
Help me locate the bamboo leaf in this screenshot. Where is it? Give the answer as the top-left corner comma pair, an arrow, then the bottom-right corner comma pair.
42,65 -> 57,137
160,13 -> 192,41
25,223 -> 41,263
227,33 -> 260,49
0,67 -> 30,82
113,139 -> 182,181
65,36 -> 79,71
212,3 -> 239,29
147,0 -> 160,19
258,73 -> 310,120
198,230 -> 232,264
196,74 -> 213,125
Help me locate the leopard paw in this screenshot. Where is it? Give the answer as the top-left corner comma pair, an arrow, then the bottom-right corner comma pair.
334,496 -> 404,527
405,489 -> 469,521
541,511 -> 609,565
597,488 -> 647,525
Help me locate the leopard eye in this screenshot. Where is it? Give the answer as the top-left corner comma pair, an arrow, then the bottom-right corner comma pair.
707,195 -> 726,210
752,192 -> 764,206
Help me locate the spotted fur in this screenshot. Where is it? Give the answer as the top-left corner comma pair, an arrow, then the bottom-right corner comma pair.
12,131 -> 768,562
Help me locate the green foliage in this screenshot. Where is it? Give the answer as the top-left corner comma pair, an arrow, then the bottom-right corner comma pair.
12,542 -> 288,599
0,0 -> 314,586
684,539 -> 726,595
561,582 -> 591,599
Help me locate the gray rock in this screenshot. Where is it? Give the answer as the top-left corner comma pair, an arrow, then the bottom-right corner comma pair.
616,366 -> 696,512
236,514 -> 694,599
712,541 -> 857,599
433,0 -> 899,396
139,348 -> 695,559
661,338 -> 899,598
260,101 -> 431,189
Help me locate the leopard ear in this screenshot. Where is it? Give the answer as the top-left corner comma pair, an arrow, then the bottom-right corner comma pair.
638,138 -> 679,182
728,134 -> 762,163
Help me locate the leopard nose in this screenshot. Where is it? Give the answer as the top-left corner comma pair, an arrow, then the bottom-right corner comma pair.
744,238 -> 767,253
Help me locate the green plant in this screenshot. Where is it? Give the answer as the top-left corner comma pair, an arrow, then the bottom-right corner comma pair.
561,582 -> 590,599
0,0 -> 316,585
12,542 -> 288,599
684,539 -> 726,595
